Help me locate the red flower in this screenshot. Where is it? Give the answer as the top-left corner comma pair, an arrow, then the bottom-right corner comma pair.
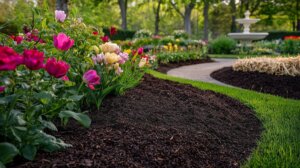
0,86 -> 5,93
23,49 -> 44,70
93,31 -> 99,36
53,33 -> 75,51
83,70 -> 100,90
284,36 -> 300,40
10,35 -> 23,44
110,26 -> 117,36
0,46 -> 23,71
137,47 -> 144,55
45,58 -> 70,78
101,36 -> 109,42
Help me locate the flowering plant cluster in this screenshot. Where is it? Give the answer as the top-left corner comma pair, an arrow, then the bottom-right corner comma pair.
0,9 -> 151,166
284,36 -> 300,40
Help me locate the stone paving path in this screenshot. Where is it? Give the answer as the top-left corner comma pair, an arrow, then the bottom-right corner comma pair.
167,58 -> 236,86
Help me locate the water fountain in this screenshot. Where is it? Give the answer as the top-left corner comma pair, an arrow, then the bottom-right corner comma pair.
228,10 -> 268,43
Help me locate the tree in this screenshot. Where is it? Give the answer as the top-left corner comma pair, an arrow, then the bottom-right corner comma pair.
229,0 -> 237,32
154,0 -> 163,35
118,0 -> 128,30
56,0 -> 69,14
203,0 -> 209,40
170,0 -> 197,34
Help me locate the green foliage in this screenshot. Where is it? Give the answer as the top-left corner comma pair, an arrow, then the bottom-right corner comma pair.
279,40 -> 300,55
149,70 -> 300,168
0,143 -> 19,165
209,36 -> 236,54
157,50 -> 207,64
134,29 -> 152,39
172,30 -> 188,39
102,28 -> 136,40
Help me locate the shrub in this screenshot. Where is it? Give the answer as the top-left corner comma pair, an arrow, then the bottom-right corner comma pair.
172,30 -> 188,39
279,40 -> 300,55
134,29 -> 152,39
209,36 -> 236,54
264,31 -> 300,41
102,28 -> 135,40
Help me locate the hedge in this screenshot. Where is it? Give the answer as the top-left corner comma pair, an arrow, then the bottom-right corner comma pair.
264,31 -> 300,41
103,28 -> 135,41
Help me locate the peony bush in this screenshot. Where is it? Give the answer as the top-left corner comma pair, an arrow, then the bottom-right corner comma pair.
0,9 -> 154,166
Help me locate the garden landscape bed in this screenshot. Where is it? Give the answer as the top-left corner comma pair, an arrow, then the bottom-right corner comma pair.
211,67 -> 300,99
11,74 -> 262,168
156,57 -> 213,73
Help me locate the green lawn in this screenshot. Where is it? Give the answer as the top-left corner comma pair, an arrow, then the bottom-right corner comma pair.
148,70 -> 300,168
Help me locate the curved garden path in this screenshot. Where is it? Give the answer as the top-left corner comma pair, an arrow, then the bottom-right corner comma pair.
167,58 -> 236,86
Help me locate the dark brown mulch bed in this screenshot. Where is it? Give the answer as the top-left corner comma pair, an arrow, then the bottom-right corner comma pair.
12,75 -> 262,168
211,67 -> 300,100
157,57 -> 213,73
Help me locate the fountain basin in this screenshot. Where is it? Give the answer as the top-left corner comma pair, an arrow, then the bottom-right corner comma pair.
236,19 -> 260,24
228,32 -> 269,41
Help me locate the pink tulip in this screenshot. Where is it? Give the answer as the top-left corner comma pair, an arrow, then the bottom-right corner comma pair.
92,54 -> 104,64
137,47 -> 143,55
10,35 -> 23,44
45,58 -> 70,78
118,52 -> 129,64
0,46 -> 23,71
53,33 -> 74,51
55,10 -> 66,22
0,86 -> 5,93
23,49 -> 44,70
101,36 -> 109,43
61,75 -> 69,81
83,70 -> 100,90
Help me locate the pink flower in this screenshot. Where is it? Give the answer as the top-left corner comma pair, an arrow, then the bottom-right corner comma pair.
23,49 -> 44,70
61,75 -> 69,81
53,33 -> 74,51
101,36 -> 109,43
55,10 -> 66,22
83,70 -> 100,90
45,58 -> 70,78
0,46 -> 23,71
10,35 -> 23,44
92,54 -> 104,64
110,26 -> 117,36
0,86 -> 5,93
118,52 -> 129,64
137,47 -> 143,55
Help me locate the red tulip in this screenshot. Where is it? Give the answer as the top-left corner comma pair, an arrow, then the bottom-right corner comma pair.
93,31 -> 99,36
45,58 -> 70,78
110,26 -> 117,36
101,36 -> 109,42
53,33 -> 74,51
137,47 -> 144,55
0,46 -> 23,71
23,49 -> 44,70
10,35 -> 23,44
0,86 -> 5,93
83,70 -> 100,90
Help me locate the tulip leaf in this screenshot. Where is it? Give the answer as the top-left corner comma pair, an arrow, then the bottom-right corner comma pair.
0,143 -> 19,164
59,111 -> 91,128
69,95 -> 84,101
21,145 -> 37,161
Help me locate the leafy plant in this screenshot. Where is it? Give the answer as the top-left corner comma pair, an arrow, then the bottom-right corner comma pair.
209,36 -> 236,54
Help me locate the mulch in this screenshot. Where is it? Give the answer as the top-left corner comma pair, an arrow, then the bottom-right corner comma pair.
11,74 -> 262,168
211,67 -> 300,99
156,58 -> 213,73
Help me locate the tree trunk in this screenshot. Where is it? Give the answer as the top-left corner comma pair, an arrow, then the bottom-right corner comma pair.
154,0 -> 162,35
56,0 -> 68,15
203,1 -> 209,41
297,0 -> 300,31
118,0 -> 127,30
184,3 -> 195,35
230,0 -> 237,32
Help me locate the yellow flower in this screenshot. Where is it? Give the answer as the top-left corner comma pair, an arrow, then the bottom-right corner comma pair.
99,42 -> 120,53
104,53 -> 120,64
91,45 -> 100,54
113,63 -> 120,70
124,49 -> 131,54
175,39 -> 180,42
163,45 -> 168,50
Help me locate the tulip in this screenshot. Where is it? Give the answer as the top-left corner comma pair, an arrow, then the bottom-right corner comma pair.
45,58 -> 70,78
23,49 -> 44,70
0,86 -> 5,93
137,47 -> 144,55
93,31 -> 99,36
0,46 -> 23,71
53,33 -> 74,51
110,26 -> 117,36
83,70 -> 100,90
99,42 -> 120,53
92,54 -> 104,64
55,10 -> 67,22
114,63 -> 123,75
104,53 -> 120,64
138,57 -> 148,68
10,35 -> 23,44
118,52 -> 129,64
61,75 -> 69,81
101,36 -> 109,43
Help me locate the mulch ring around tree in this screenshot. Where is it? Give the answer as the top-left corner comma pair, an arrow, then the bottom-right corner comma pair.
12,74 -> 262,168
211,67 -> 300,100
156,57 -> 213,73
